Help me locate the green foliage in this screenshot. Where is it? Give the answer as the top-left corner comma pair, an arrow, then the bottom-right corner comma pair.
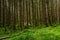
24,22 -> 32,29
5,26 -> 60,40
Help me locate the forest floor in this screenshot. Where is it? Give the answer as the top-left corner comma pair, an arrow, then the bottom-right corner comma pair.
1,26 -> 60,40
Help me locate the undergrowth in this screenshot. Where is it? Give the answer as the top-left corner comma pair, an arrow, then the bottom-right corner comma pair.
3,25 -> 60,40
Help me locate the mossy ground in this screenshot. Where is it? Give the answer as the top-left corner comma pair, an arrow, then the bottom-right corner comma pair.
1,26 -> 60,40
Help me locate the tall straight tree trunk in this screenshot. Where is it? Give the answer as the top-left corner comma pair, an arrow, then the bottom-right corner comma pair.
29,0 -> 32,27
26,0 -> 31,28
39,0 -> 43,25
3,0 -> 8,27
59,0 -> 60,23
32,0 -> 37,27
48,0 -> 52,26
53,0 -> 57,25
17,0 -> 20,29
9,0 -> 15,31
45,0 -> 49,26
0,0 -> 1,27
35,0 -> 39,26
6,0 -> 10,26
20,0 -> 24,30
37,0 -> 40,26
51,0 -> 54,25
3,0 -> 5,27
56,0 -> 59,25
42,0 -> 47,26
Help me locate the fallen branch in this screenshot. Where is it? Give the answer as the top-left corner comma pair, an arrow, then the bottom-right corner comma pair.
0,36 -> 10,40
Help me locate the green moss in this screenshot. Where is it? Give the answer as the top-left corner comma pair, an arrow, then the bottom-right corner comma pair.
4,26 -> 60,40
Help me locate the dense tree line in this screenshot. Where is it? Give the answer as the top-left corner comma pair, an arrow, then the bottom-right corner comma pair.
0,0 -> 60,31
